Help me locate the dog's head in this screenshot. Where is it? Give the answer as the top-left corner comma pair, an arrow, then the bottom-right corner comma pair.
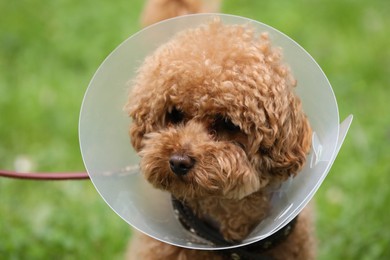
125,21 -> 311,200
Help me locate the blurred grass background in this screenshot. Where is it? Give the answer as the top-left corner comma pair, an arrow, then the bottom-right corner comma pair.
0,0 -> 389,259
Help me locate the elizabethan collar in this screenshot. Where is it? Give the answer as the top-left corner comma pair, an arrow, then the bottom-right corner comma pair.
79,13 -> 352,250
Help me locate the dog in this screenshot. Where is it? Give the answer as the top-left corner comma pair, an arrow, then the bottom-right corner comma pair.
124,3 -> 315,260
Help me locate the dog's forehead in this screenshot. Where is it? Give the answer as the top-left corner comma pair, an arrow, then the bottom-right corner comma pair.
166,80 -> 248,116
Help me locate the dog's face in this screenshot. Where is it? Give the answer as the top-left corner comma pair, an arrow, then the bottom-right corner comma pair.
125,21 -> 312,200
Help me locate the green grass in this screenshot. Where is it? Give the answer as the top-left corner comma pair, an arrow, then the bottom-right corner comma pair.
1,0 -> 389,259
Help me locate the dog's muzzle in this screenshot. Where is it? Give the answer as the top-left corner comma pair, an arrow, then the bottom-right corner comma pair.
169,153 -> 195,176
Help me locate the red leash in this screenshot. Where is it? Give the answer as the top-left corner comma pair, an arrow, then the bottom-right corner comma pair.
0,170 -> 89,180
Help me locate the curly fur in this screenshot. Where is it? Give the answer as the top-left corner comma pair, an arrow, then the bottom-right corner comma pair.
125,17 -> 314,260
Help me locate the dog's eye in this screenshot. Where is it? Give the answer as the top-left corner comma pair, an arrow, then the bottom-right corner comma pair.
213,115 -> 240,133
166,107 -> 185,125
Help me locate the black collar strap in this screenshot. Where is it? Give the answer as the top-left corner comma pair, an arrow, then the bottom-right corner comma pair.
172,197 -> 298,260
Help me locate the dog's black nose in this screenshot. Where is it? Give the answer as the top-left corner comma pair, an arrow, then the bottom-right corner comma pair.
169,154 -> 194,176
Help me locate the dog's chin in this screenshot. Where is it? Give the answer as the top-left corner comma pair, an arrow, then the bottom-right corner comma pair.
142,165 -> 261,201
138,124 -> 267,201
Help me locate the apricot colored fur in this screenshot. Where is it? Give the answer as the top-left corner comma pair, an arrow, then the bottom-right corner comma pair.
125,18 -> 315,260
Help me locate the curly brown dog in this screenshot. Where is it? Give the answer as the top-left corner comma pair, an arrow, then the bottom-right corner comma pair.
124,16 -> 315,260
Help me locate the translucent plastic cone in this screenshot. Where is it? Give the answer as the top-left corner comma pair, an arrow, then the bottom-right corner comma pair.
79,14 -> 352,250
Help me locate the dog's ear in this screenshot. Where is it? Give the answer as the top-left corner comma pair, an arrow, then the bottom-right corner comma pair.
267,98 -> 312,179
124,51 -> 172,152
125,98 -> 149,152
124,88 -> 164,152
129,118 -> 146,152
